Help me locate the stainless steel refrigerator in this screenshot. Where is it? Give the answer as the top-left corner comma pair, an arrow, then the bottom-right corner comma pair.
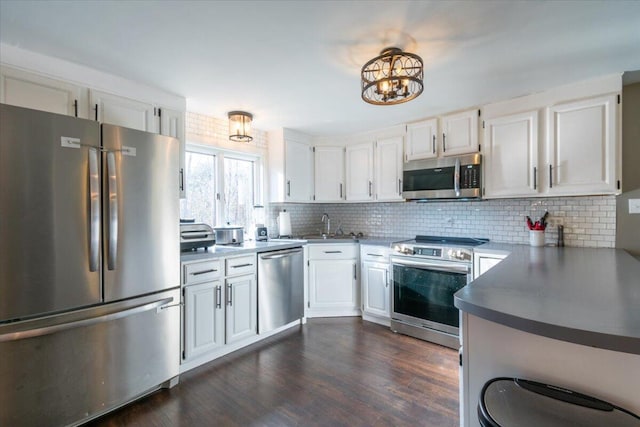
0,103 -> 181,426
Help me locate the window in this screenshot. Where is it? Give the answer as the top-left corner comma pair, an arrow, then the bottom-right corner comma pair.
180,145 -> 263,237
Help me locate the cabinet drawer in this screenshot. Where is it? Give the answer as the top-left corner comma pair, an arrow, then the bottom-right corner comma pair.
226,254 -> 256,276
309,244 -> 357,260
183,260 -> 222,285
360,245 -> 390,263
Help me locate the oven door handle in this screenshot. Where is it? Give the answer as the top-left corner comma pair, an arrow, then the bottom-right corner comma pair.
392,258 -> 471,274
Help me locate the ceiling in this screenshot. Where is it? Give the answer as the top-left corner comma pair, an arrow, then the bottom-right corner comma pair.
1,1 -> 640,136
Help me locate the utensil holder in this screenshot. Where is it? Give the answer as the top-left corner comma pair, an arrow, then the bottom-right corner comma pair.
529,230 -> 545,247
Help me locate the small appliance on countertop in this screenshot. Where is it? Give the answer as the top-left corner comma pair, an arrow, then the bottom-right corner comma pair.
255,224 -> 268,241
180,222 -> 216,251
213,225 -> 244,245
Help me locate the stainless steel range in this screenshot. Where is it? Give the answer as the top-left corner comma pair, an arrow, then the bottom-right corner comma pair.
390,235 -> 488,349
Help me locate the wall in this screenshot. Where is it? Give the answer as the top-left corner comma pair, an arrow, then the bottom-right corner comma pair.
269,195 -> 616,248
616,82 -> 640,256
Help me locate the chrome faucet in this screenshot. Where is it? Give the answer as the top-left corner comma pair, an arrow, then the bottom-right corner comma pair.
321,213 -> 331,236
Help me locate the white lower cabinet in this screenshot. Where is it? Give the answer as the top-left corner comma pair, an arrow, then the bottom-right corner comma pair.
362,262 -> 390,318
225,274 -> 257,344
182,254 -> 257,363
184,280 -> 225,359
307,244 -> 360,317
360,245 -> 391,325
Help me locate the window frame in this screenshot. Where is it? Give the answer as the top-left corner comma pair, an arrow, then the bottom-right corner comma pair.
183,142 -> 264,228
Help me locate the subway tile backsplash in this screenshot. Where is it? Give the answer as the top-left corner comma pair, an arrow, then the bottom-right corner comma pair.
268,195 -> 616,248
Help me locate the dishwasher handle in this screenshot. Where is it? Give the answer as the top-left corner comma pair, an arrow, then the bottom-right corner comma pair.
260,248 -> 303,260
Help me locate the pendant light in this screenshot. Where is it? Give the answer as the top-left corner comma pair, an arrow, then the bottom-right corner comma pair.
361,47 -> 424,105
228,111 -> 253,142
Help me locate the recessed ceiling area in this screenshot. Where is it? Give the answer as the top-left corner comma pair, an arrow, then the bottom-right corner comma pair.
1,0 -> 639,136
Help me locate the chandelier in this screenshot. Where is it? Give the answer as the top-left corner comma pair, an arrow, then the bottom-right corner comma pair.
228,111 -> 253,142
361,47 -> 424,105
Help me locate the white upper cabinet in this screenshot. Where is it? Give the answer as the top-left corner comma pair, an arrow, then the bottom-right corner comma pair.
268,129 -> 314,203
0,66 -> 86,118
546,94 -> 618,195
159,107 -> 187,198
89,89 -> 154,132
441,109 -> 480,156
484,110 -> 539,198
314,146 -> 345,202
286,139 -> 314,202
375,136 -> 404,201
346,142 -> 374,201
405,118 -> 438,161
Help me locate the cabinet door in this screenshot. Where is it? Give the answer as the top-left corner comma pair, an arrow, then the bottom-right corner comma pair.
309,259 -> 357,310
406,118 -> 438,161
89,89 -> 154,131
441,109 -> 479,156
546,94 -> 618,195
184,281 -> 225,360
484,110 -> 539,198
473,256 -> 505,279
345,142 -> 374,201
225,274 -> 257,344
285,139 -> 314,202
159,107 -> 186,198
0,66 -> 86,117
314,146 -> 345,201
362,262 -> 390,318
375,136 -> 404,201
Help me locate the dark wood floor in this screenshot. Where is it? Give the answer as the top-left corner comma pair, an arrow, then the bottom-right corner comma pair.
88,318 -> 459,427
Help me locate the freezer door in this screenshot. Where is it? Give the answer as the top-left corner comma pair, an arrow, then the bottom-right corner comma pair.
102,124 -> 179,301
0,104 -> 101,322
0,288 -> 180,427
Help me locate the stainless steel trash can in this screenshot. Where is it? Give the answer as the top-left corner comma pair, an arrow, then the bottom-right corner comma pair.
478,378 -> 640,427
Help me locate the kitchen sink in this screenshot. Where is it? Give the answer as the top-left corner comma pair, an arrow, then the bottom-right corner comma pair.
301,234 -> 359,240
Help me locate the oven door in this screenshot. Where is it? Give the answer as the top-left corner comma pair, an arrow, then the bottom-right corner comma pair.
391,256 -> 471,335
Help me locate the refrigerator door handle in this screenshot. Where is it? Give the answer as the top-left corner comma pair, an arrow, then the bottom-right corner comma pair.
88,147 -> 100,272
106,151 -> 118,270
0,297 -> 173,343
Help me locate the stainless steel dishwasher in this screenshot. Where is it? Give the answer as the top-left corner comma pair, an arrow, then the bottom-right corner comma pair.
257,247 -> 304,334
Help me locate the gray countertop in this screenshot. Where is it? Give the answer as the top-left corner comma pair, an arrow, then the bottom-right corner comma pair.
455,245 -> 640,354
180,240 -> 306,263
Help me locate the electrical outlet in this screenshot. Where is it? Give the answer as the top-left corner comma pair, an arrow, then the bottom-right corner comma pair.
547,216 -> 564,228
629,199 -> 640,214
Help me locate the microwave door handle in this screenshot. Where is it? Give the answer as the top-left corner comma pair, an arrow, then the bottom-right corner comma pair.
88,147 -> 100,272
454,157 -> 461,197
106,151 -> 118,270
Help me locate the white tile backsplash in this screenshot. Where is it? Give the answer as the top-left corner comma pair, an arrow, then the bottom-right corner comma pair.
268,195 -> 616,247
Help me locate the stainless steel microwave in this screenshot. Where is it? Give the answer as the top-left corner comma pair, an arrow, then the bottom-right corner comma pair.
402,153 -> 482,200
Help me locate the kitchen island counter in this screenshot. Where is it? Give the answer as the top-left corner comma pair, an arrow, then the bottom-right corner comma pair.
455,245 -> 640,354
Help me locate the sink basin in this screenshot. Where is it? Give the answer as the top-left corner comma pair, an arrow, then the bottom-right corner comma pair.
301,234 -> 358,240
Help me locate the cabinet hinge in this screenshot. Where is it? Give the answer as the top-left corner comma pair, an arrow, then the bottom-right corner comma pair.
478,109 -> 481,117
617,180 -> 621,190
618,94 -> 621,104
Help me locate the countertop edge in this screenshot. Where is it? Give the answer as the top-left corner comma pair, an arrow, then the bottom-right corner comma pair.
454,296 -> 640,355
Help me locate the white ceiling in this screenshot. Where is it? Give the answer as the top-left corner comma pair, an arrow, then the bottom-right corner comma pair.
1,1 -> 640,136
